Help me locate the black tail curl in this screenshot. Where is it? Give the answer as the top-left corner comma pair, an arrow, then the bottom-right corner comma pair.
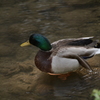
95,43 -> 100,48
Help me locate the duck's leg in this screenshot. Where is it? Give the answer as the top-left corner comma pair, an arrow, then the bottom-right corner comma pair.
48,73 -> 71,80
48,73 -> 61,75
58,73 -> 71,80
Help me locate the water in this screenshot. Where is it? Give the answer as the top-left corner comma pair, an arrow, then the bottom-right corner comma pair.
0,0 -> 100,100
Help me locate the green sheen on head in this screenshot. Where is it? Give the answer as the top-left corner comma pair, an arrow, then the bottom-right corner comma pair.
29,34 -> 52,51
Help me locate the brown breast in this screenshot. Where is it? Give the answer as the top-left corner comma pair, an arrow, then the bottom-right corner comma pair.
35,50 -> 53,73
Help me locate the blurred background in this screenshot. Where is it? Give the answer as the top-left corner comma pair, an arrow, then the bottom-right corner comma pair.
0,0 -> 100,100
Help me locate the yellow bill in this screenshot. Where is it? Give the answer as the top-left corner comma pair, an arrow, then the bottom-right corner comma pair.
20,41 -> 31,47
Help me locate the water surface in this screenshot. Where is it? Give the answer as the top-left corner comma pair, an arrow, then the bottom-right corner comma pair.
0,0 -> 100,100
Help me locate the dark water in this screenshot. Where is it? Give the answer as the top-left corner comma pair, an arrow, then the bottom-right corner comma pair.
0,0 -> 100,100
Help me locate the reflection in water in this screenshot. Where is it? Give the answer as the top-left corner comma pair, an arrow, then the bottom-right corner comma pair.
0,0 -> 100,100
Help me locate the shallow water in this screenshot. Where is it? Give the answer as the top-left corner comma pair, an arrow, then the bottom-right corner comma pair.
0,0 -> 100,100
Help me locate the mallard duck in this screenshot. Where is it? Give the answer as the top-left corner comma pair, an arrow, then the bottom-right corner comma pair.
20,34 -> 100,79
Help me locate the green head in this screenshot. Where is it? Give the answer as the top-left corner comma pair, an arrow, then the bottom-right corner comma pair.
29,34 -> 52,51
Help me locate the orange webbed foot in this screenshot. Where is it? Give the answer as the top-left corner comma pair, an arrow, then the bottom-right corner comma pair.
48,73 -> 71,80
58,73 -> 71,80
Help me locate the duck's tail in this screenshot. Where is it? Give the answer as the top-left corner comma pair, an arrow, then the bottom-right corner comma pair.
95,43 -> 100,54
95,43 -> 100,48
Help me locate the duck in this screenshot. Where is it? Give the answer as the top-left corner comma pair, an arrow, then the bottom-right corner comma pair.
20,34 -> 100,80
